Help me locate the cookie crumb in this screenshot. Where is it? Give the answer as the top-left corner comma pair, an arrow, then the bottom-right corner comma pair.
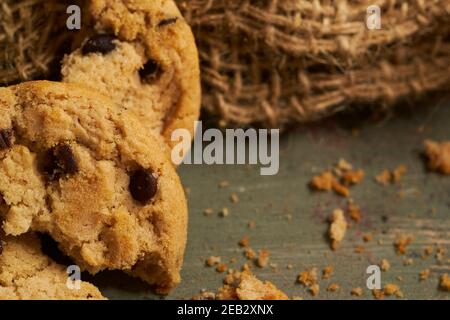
439,273 -> 450,291
348,202 -> 362,223
206,256 -> 221,267
341,169 -> 365,186
247,220 -> 256,229
332,181 -> 350,197
238,235 -> 250,248
219,207 -> 230,218
392,165 -> 407,182
327,283 -> 339,292
375,169 -> 392,186
351,287 -> 363,296
230,193 -> 239,204
203,208 -> 213,216
219,180 -> 230,188
329,209 -> 347,250
244,248 -> 256,260
354,246 -> 365,254
216,263 -> 228,273
372,289 -> 385,300
216,271 -> 289,300
423,140 -> 450,174
309,284 -> 320,296
322,266 -> 333,279
419,269 -> 430,281
256,249 -> 270,268
363,233 -> 373,242
394,234 -> 414,255
380,259 -> 391,272
384,284 -> 403,298
403,257 -> 414,266
310,171 -> 334,191
298,267 -> 318,287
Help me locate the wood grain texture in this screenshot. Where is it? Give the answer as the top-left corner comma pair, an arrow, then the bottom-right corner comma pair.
95,101 -> 450,300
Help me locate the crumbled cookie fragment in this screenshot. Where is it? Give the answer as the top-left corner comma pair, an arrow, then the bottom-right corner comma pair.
329,209 -> 347,250
341,169 -> 365,186
439,273 -> 450,291
348,202 -> 362,223
392,165 -> 407,182
309,284 -> 320,296
327,283 -> 339,292
218,180 -> 230,188
423,140 -> 450,174
216,263 -> 228,273
219,207 -> 230,217
310,171 -> 334,191
256,249 -> 270,268
332,181 -> 350,197
203,208 -> 213,216
419,269 -> 430,281
336,158 -> 353,172
372,289 -> 385,300
298,267 -> 318,287
363,233 -> 373,242
230,193 -> 239,204
206,256 -> 221,267
375,169 -> 392,185
247,220 -> 256,229
192,291 -> 216,300
380,259 -> 391,272
322,266 -> 333,279
351,287 -> 363,296
384,284 -> 403,298
403,257 -> 414,266
216,271 -> 288,300
244,248 -> 256,260
436,247 -> 446,261
238,235 -> 250,248
394,234 -> 414,255
354,246 -> 365,254
423,246 -> 434,257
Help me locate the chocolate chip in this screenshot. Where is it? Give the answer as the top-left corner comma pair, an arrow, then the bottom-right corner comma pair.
129,168 -> 158,204
139,59 -> 162,82
158,17 -> 178,27
82,35 -> 117,55
0,129 -> 13,150
42,143 -> 79,181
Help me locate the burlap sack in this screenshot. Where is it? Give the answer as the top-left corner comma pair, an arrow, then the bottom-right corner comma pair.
178,0 -> 450,128
2,0 -> 450,129
0,0 -> 77,84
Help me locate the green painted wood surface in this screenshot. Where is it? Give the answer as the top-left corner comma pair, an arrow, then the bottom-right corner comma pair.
94,101 -> 450,300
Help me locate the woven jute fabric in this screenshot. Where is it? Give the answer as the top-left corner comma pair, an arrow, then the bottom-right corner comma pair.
178,0 -> 450,128
0,0 -> 75,85
2,0 -> 450,129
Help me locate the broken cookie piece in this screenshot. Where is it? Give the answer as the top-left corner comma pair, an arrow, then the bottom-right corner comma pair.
424,140 -> 450,174
216,270 -> 288,300
329,209 -> 347,250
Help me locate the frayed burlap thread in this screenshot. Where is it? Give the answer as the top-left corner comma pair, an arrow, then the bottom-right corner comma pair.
178,0 -> 450,128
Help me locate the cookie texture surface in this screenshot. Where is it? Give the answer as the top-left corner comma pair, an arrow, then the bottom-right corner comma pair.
0,81 -> 188,293
0,233 -> 104,300
62,0 -> 201,149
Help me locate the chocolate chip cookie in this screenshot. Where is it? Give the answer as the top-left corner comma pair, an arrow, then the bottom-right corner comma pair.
62,0 -> 201,151
0,233 -> 104,300
0,81 -> 188,294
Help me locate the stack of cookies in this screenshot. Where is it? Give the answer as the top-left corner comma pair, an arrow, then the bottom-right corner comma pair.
0,0 -> 201,299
